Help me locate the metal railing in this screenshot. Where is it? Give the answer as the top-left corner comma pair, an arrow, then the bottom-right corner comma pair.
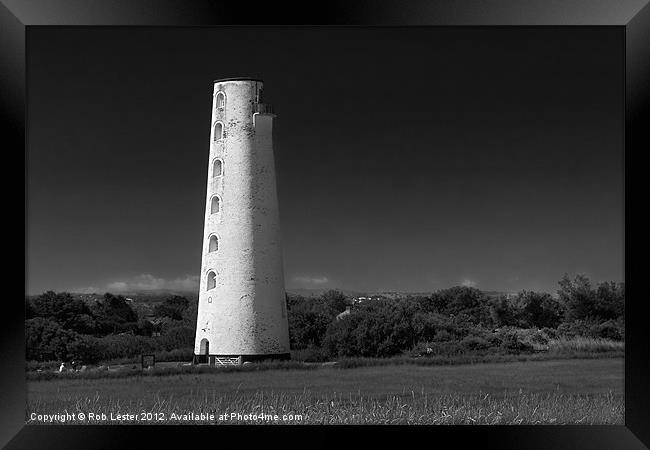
254,103 -> 274,114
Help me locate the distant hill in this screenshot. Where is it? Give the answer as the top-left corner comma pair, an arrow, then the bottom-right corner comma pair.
27,290 -> 200,317
29,287 -> 513,313
286,288 -> 514,300
286,288 -> 363,298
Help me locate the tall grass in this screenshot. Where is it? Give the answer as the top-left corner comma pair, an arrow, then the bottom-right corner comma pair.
547,337 -> 624,353
26,389 -> 623,425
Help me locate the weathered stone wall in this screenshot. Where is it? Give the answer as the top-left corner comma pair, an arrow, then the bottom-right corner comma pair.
194,79 -> 290,356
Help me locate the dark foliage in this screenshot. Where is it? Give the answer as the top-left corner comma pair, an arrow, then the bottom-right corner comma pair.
25,275 -> 624,365
557,274 -> 624,322
154,295 -> 190,321
419,287 -> 492,325
287,290 -> 350,349
91,293 -> 139,334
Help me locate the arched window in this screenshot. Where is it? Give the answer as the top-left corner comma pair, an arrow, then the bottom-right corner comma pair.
200,338 -> 209,355
207,271 -> 217,290
216,92 -> 226,110
212,159 -> 223,177
209,235 -> 219,252
210,195 -> 221,214
213,122 -> 223,141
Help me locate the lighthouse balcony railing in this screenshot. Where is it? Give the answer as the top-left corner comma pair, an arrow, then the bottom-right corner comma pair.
254,103 -> 274,114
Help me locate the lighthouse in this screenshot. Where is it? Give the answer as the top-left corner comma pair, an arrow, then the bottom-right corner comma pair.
193,78 -> 290,364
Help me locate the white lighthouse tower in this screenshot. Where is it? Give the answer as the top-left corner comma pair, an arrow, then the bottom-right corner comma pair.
193,78 -> 290,364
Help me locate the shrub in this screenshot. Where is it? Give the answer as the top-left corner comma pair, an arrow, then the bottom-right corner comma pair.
557,318 -> 626,341
515,328 -> 549,346
421,287 -> 492,325
25,317 -> 81,361
495,328 -> 535,354
460,335 -> 491,351
323,300 -> 419,358
321,290 -> 350,316
541,327 -> 559,340
557,274 -> 596,321
288,301 -> 332,349
594,282 -> 624,320
67,335 -> 104,364
511,291 -> 564,328
489,296 -> 518,327
595,319 -> 624,341
154,296 -> 190,321
156,325 -> 195,351
557,275 -> 624,323
433,329 -> 452,342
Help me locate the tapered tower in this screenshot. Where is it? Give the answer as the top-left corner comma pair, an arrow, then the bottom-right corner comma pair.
193,78 -> 290,364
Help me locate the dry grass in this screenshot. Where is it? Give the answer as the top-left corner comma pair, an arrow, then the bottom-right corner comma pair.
546,337 -> 624,353
26,358 -> 623,425
26,389 -> 623,425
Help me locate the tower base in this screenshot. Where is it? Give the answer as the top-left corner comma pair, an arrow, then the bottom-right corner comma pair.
193,353 -> 291,365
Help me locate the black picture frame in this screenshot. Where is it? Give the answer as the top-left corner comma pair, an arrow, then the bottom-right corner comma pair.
5,0 -> 649,448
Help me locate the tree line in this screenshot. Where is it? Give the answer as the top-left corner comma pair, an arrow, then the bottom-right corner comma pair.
287,274 -> 624,360
25,274 -> 623,365
25,293 -> 196,364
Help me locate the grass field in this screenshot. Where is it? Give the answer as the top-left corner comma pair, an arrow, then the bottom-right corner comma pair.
27,357 -> 623,425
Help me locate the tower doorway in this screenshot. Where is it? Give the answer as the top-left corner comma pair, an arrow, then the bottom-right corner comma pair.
200,338 -> 209,355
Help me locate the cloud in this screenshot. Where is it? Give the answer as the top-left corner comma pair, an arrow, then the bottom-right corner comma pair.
80,274 -> 200,293
292,275 -> 329,286
460,278 -> 477,288
107,281 -> 129,291
70,286 -> 100,294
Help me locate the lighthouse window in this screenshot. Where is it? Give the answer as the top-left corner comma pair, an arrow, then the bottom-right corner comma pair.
207,271 -> 217,290
213,159 -> 223,177
213,122 -> 224,141
216,92 -> 225,110
209,235 -> 219,252
207,297 -> 212,303
210,196 -> 221,214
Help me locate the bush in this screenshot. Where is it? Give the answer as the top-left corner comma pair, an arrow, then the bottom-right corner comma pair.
495,328 -> 535,354
595,319 -> 624,341
557,275 -> 624,322
323,300 -> 419,358
25,277 -> 624,364
433,329 -> 453,342
154,296 -> 190,321
25,317 -> 80,361
156,325 -> 195,351
67,335 -> 104,364
420,287 -> 492,325
460,335 -> 491,351
594,282 -> 624,320
556,318 -> 624,341
541,327 -> 559,340
511,291 -> 564,328
489,296 -> 517,327
321,290 -> 350,316
288,302 -> 332,349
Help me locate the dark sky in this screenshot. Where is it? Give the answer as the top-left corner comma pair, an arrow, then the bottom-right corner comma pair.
26,27 -> 624,295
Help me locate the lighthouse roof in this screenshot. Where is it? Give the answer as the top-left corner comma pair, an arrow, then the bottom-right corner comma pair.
213,77 -> 264,83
